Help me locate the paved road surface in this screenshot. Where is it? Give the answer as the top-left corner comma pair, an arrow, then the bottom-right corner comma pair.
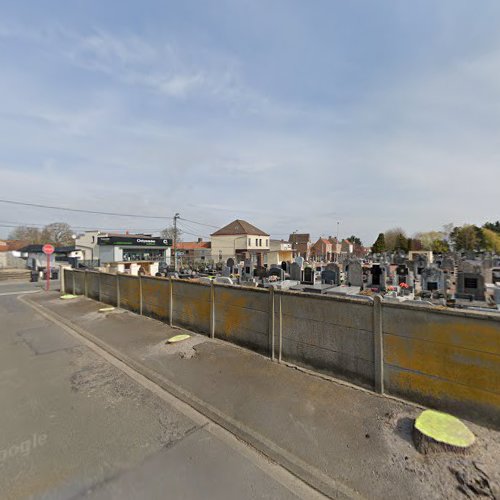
0,284 -> 323,499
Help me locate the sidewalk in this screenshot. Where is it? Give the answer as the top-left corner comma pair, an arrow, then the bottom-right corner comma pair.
27,292 -> 500,500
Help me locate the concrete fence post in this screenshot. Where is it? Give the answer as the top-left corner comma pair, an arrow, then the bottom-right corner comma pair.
139,274 -> 143,315
210,281 -> 215,339
278,292 -> 283,363
116,274 -> 120,308
98,272 -> 102,303
169,277 -> 174,327
268,288 -> 275,360
60,267 -> 66,294
373,295 -> 384,394
72,271 -> 76,295
84,270 -> 88,297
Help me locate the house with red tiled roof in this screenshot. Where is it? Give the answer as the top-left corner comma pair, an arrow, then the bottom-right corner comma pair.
310,237 -> 333,262
210,219 -> 269,267
176,239 -> 211,265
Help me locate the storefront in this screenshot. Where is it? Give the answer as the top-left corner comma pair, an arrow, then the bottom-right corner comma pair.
97,236 -> 172,275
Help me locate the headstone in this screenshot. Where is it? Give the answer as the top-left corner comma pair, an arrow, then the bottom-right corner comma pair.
321,269 -> 338,285
269,267 -> 285,281
302,267 -> 315,285
226,258 -> 235,272
243,258 -> 254,279
421,267 -> 445,294
290,262 -> 301,281
222,266 -> 231,277
456,270 -> 485,301
346,260 -> 363,287
294,255 -> 304,269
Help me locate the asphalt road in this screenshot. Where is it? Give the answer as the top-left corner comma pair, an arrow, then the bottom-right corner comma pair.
0,283 -> 323,500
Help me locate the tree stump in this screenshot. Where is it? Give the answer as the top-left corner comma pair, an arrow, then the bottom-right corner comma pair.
413,409 -> 475,454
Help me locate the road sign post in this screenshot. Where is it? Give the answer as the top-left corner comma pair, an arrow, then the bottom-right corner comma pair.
42,244 -> 55,292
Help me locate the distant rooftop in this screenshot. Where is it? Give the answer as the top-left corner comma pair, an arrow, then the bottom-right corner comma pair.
211,219 -> 269,237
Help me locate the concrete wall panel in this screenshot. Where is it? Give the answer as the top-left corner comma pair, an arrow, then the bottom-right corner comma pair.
87,272 -> 100,301
383,304 -> 500,427
64,269 -> 74,294
118,275 -> 140,313
214,285 -> 269,353
74,271 -> 85,295
172,280 -> 211,334
141,276 -> 169,321
279,293 -> 374,387
100,273 -> 117,306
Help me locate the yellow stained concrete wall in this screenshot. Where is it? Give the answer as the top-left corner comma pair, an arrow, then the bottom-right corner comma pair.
65,270 -> 500,427
172,280 -> 211,334
214,285 -> 269,353
141,276 -> 170,321
383,304 -> 500,427
118,274 -> 140,313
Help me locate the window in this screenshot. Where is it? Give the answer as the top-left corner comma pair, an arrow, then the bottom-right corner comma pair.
259,239 -> 262,246
255,238 -> 259,246
248,238 -> 251,246
266,239 -> 269,246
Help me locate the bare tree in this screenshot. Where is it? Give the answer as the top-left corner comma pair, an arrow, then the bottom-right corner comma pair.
8,226 -> 43,243
41,222 -> 74,245
160,226 -> 182,243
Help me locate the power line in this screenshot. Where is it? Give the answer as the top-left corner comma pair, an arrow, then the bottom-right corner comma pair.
0,198 -> 172,219
178,217 -> 218,229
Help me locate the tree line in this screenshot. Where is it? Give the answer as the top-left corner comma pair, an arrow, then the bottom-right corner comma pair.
371,221 -> 500,254
8,223 -> 184,247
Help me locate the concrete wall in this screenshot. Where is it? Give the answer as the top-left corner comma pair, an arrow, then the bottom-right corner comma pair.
118,274 -> 140,314
141,276 -> 169,321
383,302 -> 500,427
173,280 -> 211,334
63,270 -> 500,427
278,293 -> 374,388
214,285 -> 270,354
0,252 -> 26,269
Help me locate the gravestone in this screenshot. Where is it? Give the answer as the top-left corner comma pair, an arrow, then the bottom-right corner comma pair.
242,259 -> 254,280
414,255 -> 428,277
421,267 -> 445,293
368,264 -> 386,291
226,258 -> 235,272
269,267 -> 285,281
456,270 -> 485,301
290,262 -> 301,281
396,264 -> 410,285
222,266 -> 231,277
346,260 -> 363,287
294,256 -> 304,269
302,267 -> 315,285
321,269 -> 338,285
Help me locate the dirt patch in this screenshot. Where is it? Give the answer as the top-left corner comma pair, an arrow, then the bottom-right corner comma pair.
381,409 -> 500,499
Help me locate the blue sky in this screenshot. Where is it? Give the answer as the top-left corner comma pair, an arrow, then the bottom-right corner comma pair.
0,1 -> 499,244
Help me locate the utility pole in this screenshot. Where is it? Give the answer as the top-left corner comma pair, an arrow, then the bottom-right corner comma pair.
173,212 -> 180,271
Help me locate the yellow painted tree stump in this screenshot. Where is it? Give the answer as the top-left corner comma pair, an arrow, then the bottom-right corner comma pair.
413,410 -> 475,454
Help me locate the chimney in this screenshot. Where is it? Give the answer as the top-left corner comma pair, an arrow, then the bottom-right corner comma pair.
197,238 -> 203,243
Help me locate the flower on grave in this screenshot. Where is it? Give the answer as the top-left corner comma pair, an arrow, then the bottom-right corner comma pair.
399,282 -> 409,289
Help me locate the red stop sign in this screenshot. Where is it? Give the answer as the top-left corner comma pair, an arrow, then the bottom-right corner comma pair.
42,244 -> 55,255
